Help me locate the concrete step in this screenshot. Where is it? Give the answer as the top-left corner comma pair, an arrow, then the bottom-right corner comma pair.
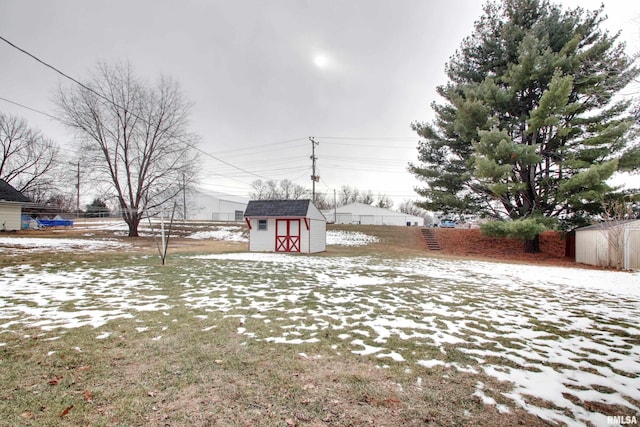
420,228 -> 441,251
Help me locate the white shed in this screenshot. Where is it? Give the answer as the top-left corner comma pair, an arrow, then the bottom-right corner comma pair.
0,179 -> 31,231
244,199 -> 326,253
575,220 -> 640,270
322,202 -> 425,226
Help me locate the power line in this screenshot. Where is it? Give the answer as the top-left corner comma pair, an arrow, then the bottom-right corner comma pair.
316,136 -> 419,141
220,154 -> 308,168
210,137 -> 306,156
321,141 -> 417,149
290,168 -> 313,183
314,137 -> 419,150
0,96 -> 60,121
0,35 -> 122,113
323,154 -> 409,164
320,176 -> 334,192
1,36 -> 423,194
0,93 -> 314,191
0,93 -> 271,183
0,34 -> 277,182
0,96 -> 412,185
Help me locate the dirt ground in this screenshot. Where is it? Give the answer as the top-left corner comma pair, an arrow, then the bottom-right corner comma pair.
431,227 -> 577,267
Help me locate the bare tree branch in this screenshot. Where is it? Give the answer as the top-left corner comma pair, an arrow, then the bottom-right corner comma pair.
0,112 -> 61,201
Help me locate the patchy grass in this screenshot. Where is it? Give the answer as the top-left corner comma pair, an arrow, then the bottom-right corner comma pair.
1,223 -> 639,426
1,313 -> 547,427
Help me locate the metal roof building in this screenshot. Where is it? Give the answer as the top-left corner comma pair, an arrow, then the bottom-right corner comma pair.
322,202 -> 425,226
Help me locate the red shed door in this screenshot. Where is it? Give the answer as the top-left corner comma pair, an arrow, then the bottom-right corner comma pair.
276,219 -> 301,252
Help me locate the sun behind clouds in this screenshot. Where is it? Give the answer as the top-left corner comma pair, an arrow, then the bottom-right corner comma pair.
312,53 -> 330,69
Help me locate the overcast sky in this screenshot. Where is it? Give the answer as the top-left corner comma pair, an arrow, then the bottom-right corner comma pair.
1,0 -> 639,207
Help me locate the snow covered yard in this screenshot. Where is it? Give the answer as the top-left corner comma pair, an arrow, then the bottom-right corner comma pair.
182,224 -> 379,246
1,248 -> 638,426
0,236 -> 133,254
35,219 -> 377,247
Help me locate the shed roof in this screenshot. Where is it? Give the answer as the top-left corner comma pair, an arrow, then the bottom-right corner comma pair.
244,199 -> 311,217
577,219 -> 640,231
0,179 -> 30,203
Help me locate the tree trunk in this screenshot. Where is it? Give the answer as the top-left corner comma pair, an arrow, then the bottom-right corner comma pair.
127,225 -> 139,237
523,234 -> 541,253
126,220 -> 139,237
124,213 -> 141,237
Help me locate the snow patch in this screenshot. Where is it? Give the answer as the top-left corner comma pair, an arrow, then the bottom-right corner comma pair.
0,237 -> 132,253
326,230 -> 379,246
186,226 -> 247,242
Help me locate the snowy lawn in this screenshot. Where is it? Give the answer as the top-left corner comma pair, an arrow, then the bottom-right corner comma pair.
185,225 -> 247,242
0,236 -> 133,254
52,220 -> 379,247
1,248 -> 638,426
183,226 -> 378,246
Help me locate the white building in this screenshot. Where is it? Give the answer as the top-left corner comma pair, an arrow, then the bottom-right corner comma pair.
575,220 -> 640,270
323,202 -> 425,226
187,189 -> 249,221
0,179 -> 30,231
244,199 -> 326,253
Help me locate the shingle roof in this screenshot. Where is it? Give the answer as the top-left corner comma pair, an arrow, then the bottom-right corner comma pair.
244,199 -> 311,217
0,179 -> 30,203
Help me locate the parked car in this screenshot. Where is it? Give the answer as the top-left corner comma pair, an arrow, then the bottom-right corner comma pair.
439,220 -> 456,228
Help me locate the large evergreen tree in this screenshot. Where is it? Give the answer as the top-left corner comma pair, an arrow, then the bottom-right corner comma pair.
410,0 -> 639,252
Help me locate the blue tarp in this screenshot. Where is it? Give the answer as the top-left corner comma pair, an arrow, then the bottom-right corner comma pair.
22,215 -> 74,228
37,219 -> 74,227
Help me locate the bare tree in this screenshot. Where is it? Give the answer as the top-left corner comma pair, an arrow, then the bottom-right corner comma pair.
399,199 -> 433,225
339,185 -> 360,205
338,185 -> 392,208
249,179 -> 269,200
44,193 -> 76,214
312,192 -> 332,210
598,199 -> 634,269
56,62 -> 200,237
376,194 -> 394,209
0,112 -> 60,201
279,179 -> 307,199
360,190 -> 374,205
249,179 -> 307,200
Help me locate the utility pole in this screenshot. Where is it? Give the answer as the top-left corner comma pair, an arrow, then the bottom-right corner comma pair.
76,161 -> 80,216
69,161 -> 80,216
309,137 -> 319,202
182,172 -> 187,220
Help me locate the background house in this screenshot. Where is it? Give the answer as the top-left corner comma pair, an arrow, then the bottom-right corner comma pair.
575,220 -> 640,269
0,179 -> 31,231
187,189 -> 249,221
323,202 -> 425,226
244,199 -> 326,253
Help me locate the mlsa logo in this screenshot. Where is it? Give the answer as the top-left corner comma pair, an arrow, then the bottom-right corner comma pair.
607,416 -> 638,425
